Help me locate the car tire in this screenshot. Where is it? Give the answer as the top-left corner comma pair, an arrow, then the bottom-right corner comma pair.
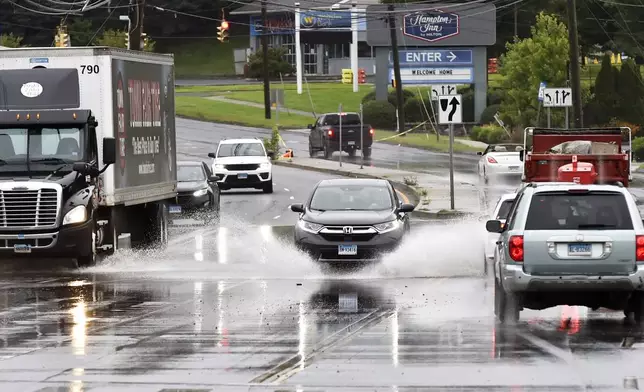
363,147 -> 372,158
494,279 -> 520,324
309,141 -> 315,157
348,148 -> 356,157
629,292 -> 644,324
323,142 -> 331,159
263,180 -> 274,194
483,254 -> 488,276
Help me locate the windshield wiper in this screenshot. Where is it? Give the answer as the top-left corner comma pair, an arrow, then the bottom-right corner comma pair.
577,223 -> 617,229
31,158 -> 71,165
44,163 -> 73,180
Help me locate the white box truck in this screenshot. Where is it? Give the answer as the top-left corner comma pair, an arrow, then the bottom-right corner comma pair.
0,47 -> 178,266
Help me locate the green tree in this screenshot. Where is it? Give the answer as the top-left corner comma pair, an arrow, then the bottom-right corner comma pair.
498,12 -> 570,130
247,47 -> 295,79
0,33 -> 24,47
95,29 -> 155,52
591,53 -> 619,125
67,18 -> 94,46
616,59 -> 644,125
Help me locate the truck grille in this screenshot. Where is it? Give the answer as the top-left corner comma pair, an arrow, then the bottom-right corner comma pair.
0,188 -> 58,228
225,164 -> 260,171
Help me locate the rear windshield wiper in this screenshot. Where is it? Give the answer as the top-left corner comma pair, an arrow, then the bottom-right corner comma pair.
31,158 -> 71,165
577,223 -> 617,229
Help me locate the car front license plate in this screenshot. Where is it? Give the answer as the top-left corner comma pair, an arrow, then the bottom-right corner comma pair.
169,205 -> 182,214
14,244 -> 31,254
348,141 -> 355,145
568,243 -> 591,256
338,293 -> 358,313
338,244 -> 357,255
238,173 -> 248,179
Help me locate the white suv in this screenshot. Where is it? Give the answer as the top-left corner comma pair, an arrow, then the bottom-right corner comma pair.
208,138 -> 274,193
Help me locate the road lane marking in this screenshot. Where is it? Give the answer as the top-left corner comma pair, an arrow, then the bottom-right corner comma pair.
290,196 -> 294,200
273,215 -> 281,220
284,188 -> 290,192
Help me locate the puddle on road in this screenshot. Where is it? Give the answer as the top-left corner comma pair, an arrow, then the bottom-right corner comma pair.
83,218 -> 486,281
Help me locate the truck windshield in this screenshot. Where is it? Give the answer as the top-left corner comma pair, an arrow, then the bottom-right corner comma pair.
525,192 -> 633,230
0,127 -> 84,164
217,142 -> 265,157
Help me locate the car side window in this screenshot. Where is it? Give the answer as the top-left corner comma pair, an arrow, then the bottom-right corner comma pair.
390,182 -> 401,207
316,116 -> 324,127
505,193 -> 524,230
202,162 -> 212,176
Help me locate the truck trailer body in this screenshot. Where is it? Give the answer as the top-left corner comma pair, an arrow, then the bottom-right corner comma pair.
520,127 -> 632,186
0,47 -> 178,266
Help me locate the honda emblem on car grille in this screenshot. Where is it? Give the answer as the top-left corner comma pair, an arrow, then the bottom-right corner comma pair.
343,226 -> 353,234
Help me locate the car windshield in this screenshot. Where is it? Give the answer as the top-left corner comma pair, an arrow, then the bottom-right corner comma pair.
0,126 -> 85,164
488,144 -> 523,153
525,191 -> 633,230
217,142 -> 265,157
310,184 -> 393,211
323,114 -> 361,126
177,165 -> 205,182
496,199 -> 514,220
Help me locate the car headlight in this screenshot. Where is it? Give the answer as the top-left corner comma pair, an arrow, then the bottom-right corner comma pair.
213,164 -> 225,170
193,188 -> 208,197
260,162 -> 271,169
373,220 -> 401,233
63,205 -> 87,225
298,220 -> 323,233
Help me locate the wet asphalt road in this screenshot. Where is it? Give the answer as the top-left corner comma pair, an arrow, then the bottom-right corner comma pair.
176,117 -> 481,177
2,119 -> 644,391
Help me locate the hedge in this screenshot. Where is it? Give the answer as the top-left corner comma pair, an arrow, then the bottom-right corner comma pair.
471,124 -> 507,144
363,100 -> 397,130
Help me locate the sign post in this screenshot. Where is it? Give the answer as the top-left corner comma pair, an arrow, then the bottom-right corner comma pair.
543,87 -> 572,128
339,103 -> 343,167
438,94 -> 462,210
359,103 -> 364,169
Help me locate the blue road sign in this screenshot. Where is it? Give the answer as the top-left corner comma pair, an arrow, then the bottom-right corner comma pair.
538,81 -> 547,102
390,49 -> 473,66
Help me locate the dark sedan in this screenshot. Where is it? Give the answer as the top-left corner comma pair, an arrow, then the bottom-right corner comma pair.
290,178 -> 415,262
169,161 -> 221,226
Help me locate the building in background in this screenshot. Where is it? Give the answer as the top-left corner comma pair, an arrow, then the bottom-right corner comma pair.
231,0 -> 377,76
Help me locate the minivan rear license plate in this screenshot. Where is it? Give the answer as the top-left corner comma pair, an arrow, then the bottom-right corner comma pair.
568,243 -> 591,256
14,244 -> 31,254
238,173 -> 248,179
169,205 -> 182,214
338,244 -> 357,255
338,293 -> 358,313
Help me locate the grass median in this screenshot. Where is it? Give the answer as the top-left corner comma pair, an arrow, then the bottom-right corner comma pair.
176,96 -> 313,129
374,130 -> 480,153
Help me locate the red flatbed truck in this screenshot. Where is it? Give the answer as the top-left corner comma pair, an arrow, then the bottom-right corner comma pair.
519,127 -> 632,186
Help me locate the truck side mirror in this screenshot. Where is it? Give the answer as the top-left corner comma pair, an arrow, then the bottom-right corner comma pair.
73,162 -> 99,177
102,137 -> 116,165
519,149 -> 524,162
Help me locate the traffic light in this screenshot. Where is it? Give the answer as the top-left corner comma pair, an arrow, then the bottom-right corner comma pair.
217,19 -> 229,43
124,30 -> 129,49
54,24 -> 70,47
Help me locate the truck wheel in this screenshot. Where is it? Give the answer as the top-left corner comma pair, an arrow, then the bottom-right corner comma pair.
76,219 -> 98,267
363,147 -> 372,158
323,143 -> 332,159
263,180 -> 274,194
348,149 -> 356,157
153,202 -> 169,249
309,141 -> 315,157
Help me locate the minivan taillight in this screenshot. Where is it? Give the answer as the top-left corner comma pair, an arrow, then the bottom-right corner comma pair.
636,236 -> 644,261
509,235 -> 524,262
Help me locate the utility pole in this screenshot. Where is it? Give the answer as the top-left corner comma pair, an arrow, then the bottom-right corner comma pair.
388,5 -> 404,134
261,0 -> 271,119
567,0 -> 583,127
128,0 -> 144,51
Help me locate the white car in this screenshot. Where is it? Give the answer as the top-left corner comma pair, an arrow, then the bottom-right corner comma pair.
483,192 -> 516,275
477,143 -> 524,183
208,138 -> 274,193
